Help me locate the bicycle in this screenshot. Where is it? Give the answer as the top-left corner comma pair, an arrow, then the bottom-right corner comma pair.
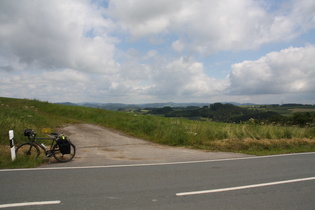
15,129 -> 76,162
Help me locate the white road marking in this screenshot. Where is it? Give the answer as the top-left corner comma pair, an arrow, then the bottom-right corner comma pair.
1,152 -> 315,172
0,200 -> 61,208
176,177 -> 315,196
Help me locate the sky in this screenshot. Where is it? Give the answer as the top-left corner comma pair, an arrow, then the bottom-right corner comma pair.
0,0 -> 315,104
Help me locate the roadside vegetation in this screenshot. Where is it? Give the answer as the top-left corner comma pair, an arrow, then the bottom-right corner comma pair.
1,97 -> 315,168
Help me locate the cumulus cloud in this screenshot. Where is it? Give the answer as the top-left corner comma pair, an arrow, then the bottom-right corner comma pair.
228,45 -> 315,95
108,0 -> 183,37
147,57 -> 228,100
0,0 -> 117,73
0,69 -> 91,101
108,0 -> 315,55
290,0 -> 315,32
0,0 -> 125,102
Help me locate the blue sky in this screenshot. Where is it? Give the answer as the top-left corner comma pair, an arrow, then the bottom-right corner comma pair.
0,0 -> 315,104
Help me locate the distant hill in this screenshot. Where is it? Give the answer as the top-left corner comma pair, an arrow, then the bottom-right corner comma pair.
56,102 -> 256,110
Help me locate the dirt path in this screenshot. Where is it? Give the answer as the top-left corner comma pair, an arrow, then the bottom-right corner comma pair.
47,124 -> 250,167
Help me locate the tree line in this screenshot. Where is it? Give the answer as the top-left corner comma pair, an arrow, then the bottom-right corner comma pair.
146,103 -> 315,127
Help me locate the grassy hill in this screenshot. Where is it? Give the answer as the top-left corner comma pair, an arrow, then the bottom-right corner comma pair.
1,97 -> 315,168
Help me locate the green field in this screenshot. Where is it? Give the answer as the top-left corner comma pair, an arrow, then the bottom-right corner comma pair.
289,109 -> 315,113
1,97 -> 315,168
242,104 -> 315,115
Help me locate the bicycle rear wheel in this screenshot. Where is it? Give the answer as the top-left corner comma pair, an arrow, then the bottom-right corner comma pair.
15,143 -> 40,159
52,143 -> 76,162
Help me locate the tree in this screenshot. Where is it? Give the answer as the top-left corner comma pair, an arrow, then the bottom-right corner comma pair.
291,112 -> 313,126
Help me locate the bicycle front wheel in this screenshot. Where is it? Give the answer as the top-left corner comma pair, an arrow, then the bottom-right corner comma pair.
15,143 -> 40,159
53,143 -> 76,162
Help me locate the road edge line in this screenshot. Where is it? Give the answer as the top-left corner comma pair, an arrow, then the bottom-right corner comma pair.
1,152 -> 315,172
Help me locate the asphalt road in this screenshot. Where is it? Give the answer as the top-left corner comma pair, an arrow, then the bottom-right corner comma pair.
1,152 -> 315,209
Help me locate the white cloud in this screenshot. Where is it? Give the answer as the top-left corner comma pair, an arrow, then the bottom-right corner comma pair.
290,0 -> 315,32
0,0 -> 118,74
108,0 -> 315,55
108,0 -> 183,37
148,57 -> 228,100
0,69 -> 91,101
228,45 -> 315,95
172,40 -> 185,53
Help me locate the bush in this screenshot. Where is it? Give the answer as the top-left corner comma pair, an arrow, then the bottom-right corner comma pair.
290,112 -> 314,126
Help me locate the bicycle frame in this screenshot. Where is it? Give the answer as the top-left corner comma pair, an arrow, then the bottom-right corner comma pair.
26,133 -> 57,155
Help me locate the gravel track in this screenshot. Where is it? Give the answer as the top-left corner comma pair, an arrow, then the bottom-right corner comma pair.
46,124 -> 250,167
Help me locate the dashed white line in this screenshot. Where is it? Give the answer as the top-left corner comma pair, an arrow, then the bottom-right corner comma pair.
0,200 -> 61,208
176,177 -> 315,196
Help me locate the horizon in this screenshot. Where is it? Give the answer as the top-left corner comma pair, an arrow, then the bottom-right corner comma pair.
58,100 -> 314,106
2,96 -> 315,106
1,0 -> 315,104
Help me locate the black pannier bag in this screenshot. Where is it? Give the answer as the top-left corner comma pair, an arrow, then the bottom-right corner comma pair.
57,136 -> 71,154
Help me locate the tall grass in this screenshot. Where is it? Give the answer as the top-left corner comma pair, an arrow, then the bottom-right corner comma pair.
0,145 -> 45,168
0,98 -> 78,145
1,97 -> 315,168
